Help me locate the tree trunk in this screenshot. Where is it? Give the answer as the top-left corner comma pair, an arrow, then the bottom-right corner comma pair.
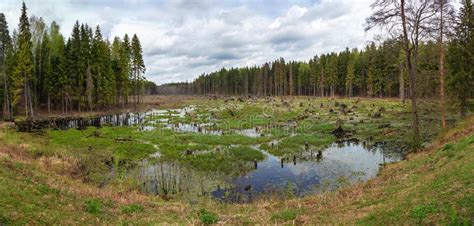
289,67 -> 293,96
47,93 -> 51,114
439,0 -> 447,128
319,68 -> 324,97
399,62 -> 405,101
62,93 -> 64,114
2,70 -> 12,120
28,80 -> 34,116
401,0 -> 420,144
24,78 -> 28,117
460,97 -> 467,118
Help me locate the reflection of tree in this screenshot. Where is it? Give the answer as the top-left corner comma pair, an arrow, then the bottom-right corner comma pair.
139,160 -> 208,198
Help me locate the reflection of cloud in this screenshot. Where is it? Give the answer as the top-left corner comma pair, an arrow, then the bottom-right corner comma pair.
3,0 -> 374,85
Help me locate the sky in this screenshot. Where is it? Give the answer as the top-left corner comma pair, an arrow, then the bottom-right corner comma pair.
1,0 -> 376,85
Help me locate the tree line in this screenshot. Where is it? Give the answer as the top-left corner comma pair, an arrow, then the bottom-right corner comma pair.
0,3 -> 157,120
158,0 -> 473,144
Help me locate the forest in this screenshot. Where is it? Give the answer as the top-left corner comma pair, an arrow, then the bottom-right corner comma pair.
158,0 -> 473,120
0,3 -> 158,120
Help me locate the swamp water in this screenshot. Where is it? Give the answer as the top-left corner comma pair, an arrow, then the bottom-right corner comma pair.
16,105 -> 404,203
138,141 -> 402,203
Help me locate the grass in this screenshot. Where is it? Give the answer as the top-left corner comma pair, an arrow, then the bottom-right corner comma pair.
198,208 -> 219,224
271,208 -> 303,222
85,199 -> 103,215
0,96 -> 471,224
261,133 -> 335,156
121,204 -> 144,214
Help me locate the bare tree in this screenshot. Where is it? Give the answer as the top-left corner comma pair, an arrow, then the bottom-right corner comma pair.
431,0 -> 455,128
366,0 -> 438,146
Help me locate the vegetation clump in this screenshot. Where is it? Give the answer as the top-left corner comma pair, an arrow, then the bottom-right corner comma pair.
198,208 -> 219,224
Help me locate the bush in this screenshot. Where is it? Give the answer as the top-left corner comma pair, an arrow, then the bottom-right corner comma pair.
198,208 -> 219,224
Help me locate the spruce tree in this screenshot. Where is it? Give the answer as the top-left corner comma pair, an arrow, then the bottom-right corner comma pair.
0,13 -> 13,120
40,32 -> 51,112
68,21 -> 81,112
131,34 -> 145,104
13,2 -> 34,117
345,51 -> 356,98
121,34 -> 132,105
447,0 -> 474,117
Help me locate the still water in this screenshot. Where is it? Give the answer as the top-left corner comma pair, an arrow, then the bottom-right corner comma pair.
139,139 -> 402,203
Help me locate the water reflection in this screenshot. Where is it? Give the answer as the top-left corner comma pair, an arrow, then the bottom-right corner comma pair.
212,141 -> 402,203
137,141 -> 403,203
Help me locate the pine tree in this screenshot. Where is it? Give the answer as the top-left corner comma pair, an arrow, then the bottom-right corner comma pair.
0,13 -> 13,120
49,21 -> 67,113
78,23 -> 92,111
67,21 -> 81,112
121,34 -> 132,105
346,51 -> 356,98
92,25 -> 104,108
111,36 -> 122,105
131,34 -> 145,104
30,16 -> 46,110
13,2 -> 34,117
447,0 -> 474,118
40,32 -> 51,113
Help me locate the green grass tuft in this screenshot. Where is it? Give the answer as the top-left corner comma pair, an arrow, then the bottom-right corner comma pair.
84,199 -> 103,215
410,204 -> 437,222
198,208 -> 219,224
271,208 -> 302,222
121,204 -> 144,214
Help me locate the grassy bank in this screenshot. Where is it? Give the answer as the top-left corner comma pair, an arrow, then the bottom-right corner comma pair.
0,114 -> 472,224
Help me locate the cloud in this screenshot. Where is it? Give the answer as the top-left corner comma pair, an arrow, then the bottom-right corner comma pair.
1,0 -> 374,85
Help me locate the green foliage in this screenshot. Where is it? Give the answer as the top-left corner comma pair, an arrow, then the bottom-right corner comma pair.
198,208 -> 219,224
84,199 -> 103,215
410,204 -> 437,222
447,0 -> 474,117
12,2 -> 34,116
